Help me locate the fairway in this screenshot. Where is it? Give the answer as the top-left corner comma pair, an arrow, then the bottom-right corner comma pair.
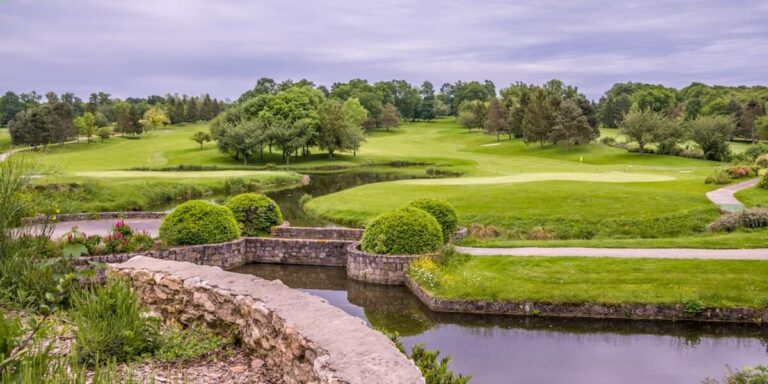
400,172 -> 675,185
74,170 -> 292,178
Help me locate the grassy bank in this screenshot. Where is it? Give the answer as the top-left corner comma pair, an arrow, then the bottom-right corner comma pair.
736,186 -> 768,208
33,172 -> 302,213
462,228 -> 768,249
409,254 -> 768,308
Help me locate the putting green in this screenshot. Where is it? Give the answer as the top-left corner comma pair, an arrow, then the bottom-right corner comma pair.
73,170 -> 293,179
400,172 -> 675,186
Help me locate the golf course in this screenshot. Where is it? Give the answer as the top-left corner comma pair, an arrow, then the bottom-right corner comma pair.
16,117 -> 767,246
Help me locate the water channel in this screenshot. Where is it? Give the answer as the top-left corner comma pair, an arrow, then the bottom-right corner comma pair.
234,263 -> 768,384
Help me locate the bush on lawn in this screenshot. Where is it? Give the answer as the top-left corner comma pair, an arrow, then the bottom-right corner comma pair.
407,198 -> 459,242
72,279 -> 160,366
159,200 -> 240,245
708,208 -> 768,232
761,172 -> 768,189
725,165 -> 757,179
224,193 -> 283,237
757,154 -> 768,169
361,207 -> 443,255
705,169 -> 731,185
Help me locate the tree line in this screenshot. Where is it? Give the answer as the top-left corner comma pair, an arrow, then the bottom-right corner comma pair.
1,91 -> 227,147
597,82 -> 768,142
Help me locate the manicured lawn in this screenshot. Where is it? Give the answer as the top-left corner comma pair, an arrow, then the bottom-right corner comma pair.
462,228 -> 768,249
306,179 -> 719,238
736,186 -> 768,208
410,255 -> 768,308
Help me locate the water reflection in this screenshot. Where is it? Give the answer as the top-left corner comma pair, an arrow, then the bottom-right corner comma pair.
234,263 -> 768,384
266,171 -> 418,227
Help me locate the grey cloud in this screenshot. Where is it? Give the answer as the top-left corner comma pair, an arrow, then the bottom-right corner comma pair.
0,0 -> 766,99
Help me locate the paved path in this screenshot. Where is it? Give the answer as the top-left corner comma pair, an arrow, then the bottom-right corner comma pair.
705,178 -> 759,212
455,246 -> 768,260
43,219 -> 162,239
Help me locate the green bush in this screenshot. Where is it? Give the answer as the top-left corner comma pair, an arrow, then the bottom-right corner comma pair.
407,198 -> 459,242
761,172 -> 768,189
755,154 -> 768,169
705,169 -> 731,185
159,200 -> 240,245
224,193 -> 283,236
361,207 -> 443,255
71,280 -> 160,366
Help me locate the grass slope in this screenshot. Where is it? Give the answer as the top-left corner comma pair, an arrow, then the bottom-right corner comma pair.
411,255 -> 768,308
0,128 -> 10,152
736,186 -> 768,208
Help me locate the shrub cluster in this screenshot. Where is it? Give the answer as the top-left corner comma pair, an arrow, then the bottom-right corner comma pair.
725,165 -> 757,179
755,154 -> 768,169
407,198 -> 459,242
705,169 -> 732,185
159,200 -> 240,245
60,221 -> 154,256
361,207 -> 443,255
761,172 -> 768,190
224,193 -> 283,237
708,208 -> 768,232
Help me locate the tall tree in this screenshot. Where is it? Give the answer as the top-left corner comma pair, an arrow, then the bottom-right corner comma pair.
380,103 -> 401,132
418,81 -> 437,121
73,112 -> 97,143
551,99 -> 595,151
114,102 -> 142,136
688,115 -> 734,161
521,88 -> 557,146
484,98 -> 509,141
342,98 -> 368,156
0,92 -> 26,127
139,107 -> 170,131
317,100 -> 348,159
619,108 -> 666,155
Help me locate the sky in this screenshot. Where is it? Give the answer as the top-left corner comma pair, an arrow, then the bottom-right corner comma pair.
1,0 -> 767,100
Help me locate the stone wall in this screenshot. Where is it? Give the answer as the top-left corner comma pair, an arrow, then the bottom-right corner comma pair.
346,243 -> 429,285
83,239 -> 248,269
271,226 -> 364,241
24,211 -> 167,225
110,257 -> 424,384
405,277 -> 768,324
246,237 -> 353,267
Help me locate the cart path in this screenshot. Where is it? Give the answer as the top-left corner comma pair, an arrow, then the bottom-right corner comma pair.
705,178 -> 759,212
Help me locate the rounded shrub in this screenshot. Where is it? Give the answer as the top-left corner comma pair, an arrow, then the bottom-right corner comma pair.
361,207 -> 443,255
407,198 -> 459,242
224,193 -> 283,236
159,200 -> 240,245
756,154 -> 768,169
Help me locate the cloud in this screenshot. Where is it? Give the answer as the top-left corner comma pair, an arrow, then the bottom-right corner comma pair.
0,0 -> 766,99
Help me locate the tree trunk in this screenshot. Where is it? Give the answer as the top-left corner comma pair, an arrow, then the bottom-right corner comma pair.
328,150 -> 334,159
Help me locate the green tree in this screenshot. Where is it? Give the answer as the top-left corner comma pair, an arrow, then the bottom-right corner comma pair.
342,98 -> 368,156
139,106 -> 170,131
97,127 -> 113,141
191,130 -> 211,149
73,112 -> 97,143
689,115 -> 734,161
619,107 -> 666,155
757,115 -> 768,141
522,87 -> 557,146
418,81 -> 437,121
317,100 -> 348,159
652,119 -> 685,155
551,99 -> 594,151
7,108 -> 51,148
0,91 -> 26,127
114,102 -> 142,136
457,100 -> 487,132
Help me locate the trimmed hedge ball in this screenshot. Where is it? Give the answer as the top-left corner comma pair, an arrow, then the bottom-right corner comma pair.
407,198 -> 459,242
159,200 -> 240,245
224,193 -> 283,237
361,207 -> 443,255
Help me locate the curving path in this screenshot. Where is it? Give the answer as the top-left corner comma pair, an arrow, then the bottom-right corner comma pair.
705,178 -> 759,213
43,219 -> 162,239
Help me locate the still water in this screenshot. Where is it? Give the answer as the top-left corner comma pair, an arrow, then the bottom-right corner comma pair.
234,263 -> 768,384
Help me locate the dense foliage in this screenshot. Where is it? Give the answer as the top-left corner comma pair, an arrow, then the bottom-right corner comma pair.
361,207 -> 443,255
407,198 -> 459,242
71,280 -> 161,366
159,200 -> 240,245
708,208 -> 768,232
224,193 -> 283,236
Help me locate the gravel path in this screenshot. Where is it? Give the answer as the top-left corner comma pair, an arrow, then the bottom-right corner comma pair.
455,246 -> 768,260
705,178 -> 759,212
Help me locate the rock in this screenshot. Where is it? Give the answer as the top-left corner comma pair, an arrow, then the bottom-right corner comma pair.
251,358 -> 264,370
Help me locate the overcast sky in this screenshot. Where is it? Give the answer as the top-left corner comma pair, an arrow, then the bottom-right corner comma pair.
1,0 -> 766,100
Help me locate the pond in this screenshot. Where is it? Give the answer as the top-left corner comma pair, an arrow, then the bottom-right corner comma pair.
266,171 -> 418,227
234,263 -> 768,384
